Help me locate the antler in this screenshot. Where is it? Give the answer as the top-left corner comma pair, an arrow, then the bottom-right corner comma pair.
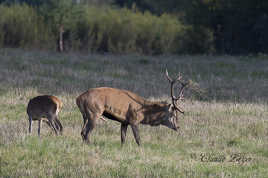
165,69 -> 188,114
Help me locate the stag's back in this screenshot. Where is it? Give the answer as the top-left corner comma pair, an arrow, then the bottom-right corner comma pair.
76,87 -> 148,115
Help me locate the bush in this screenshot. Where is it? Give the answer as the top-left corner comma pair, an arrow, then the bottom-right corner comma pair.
0,4 -> 53,49
72,7 -> 185,54
177,26 -> 215,54
0,3 -> 214,54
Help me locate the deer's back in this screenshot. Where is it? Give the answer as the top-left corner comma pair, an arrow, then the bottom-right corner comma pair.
27,95 -> 60,119
77,87 -> 147,113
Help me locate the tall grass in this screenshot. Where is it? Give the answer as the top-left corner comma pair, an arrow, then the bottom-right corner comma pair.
0,48 -> 268,177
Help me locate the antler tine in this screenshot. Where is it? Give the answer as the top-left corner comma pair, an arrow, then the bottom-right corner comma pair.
166,70 -> 182,100
175,72 -> 182,82
174,79 -> 189,114
178,82 -> 188,100
166,70 -> 188,114
166,70 -> 177,101
165,69 -> 173,83
175,72 -> 189,88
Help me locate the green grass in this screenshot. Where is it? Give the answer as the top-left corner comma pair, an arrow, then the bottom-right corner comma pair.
0,48 -> 268,177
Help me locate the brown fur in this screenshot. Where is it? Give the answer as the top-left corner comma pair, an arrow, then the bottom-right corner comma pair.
76,87 -> 181,145
27,95 -> 63,136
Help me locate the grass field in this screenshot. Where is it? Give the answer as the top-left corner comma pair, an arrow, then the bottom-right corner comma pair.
0,48 -> 268,177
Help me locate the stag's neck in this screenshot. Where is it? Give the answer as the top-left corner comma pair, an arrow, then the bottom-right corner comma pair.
142,98 -> 168,106
139,103 -> 169,126
140,110 -> 168,126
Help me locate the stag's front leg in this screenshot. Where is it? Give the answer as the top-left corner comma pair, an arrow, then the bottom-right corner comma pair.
131,124 -> 141,146
121,123 -> 128,145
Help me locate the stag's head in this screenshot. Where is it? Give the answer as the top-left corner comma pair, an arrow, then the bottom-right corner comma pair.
161,70 -> 188,131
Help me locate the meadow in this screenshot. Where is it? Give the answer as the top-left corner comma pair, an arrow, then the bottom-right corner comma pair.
0,48 -> 268,177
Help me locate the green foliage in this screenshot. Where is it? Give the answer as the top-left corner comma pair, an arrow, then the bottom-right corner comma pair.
114,0 -> 268,54
38,0 -> 81,30
0,0 -> 45,6
0,2 -> 215,54
59,6 -> 187,54
179,25 -> 215,54
180,0 -> 268,54
0,4 -> 53,48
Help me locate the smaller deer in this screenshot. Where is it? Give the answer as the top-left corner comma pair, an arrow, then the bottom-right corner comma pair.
27,95 -> 63,136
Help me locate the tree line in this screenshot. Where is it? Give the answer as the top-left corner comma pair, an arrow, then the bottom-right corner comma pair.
0,0 -> 267,55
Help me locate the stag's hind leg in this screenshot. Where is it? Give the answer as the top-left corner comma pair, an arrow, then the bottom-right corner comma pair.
121,123 -> 128,145
81,110 -> 99,144
81,113 -> 88,132
82,118 -> 96,144
131,124 -> 141,146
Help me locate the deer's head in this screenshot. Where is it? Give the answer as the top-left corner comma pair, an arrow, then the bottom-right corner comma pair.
161,70 -> 188,131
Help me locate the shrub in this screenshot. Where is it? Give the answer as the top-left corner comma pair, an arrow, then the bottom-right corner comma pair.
72,7 -> 185,54
0,4 -> 53,49
0,4 -> 214,54
177,25 -> 215,54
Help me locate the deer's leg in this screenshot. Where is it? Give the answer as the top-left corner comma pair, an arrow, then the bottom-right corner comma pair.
81,114 -> 88,131
54,116 -> 63,134
131,124 -> 141,146
82,118 -> 96,144
47,115 -> 58,135
81,114 -> 88,141
43,120 -> 53,132
44,118 -> 62,135
121,123 -> 128,145
81,110 -> 98,144
38,119 -> 42,137
28,116 -> 32,134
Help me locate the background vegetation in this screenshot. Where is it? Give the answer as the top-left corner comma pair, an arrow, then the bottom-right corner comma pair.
115,0 -> 268,54
0,49 -> 268,177
0,2 -> 193,54
0,0 -> 268,177
1,0 -> 267,54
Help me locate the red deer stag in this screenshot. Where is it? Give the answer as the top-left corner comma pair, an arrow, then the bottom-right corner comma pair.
27,95 -> 63,136
76,70 -> 188,145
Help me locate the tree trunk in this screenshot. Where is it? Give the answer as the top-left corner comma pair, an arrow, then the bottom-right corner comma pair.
58,25 -> 64,52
